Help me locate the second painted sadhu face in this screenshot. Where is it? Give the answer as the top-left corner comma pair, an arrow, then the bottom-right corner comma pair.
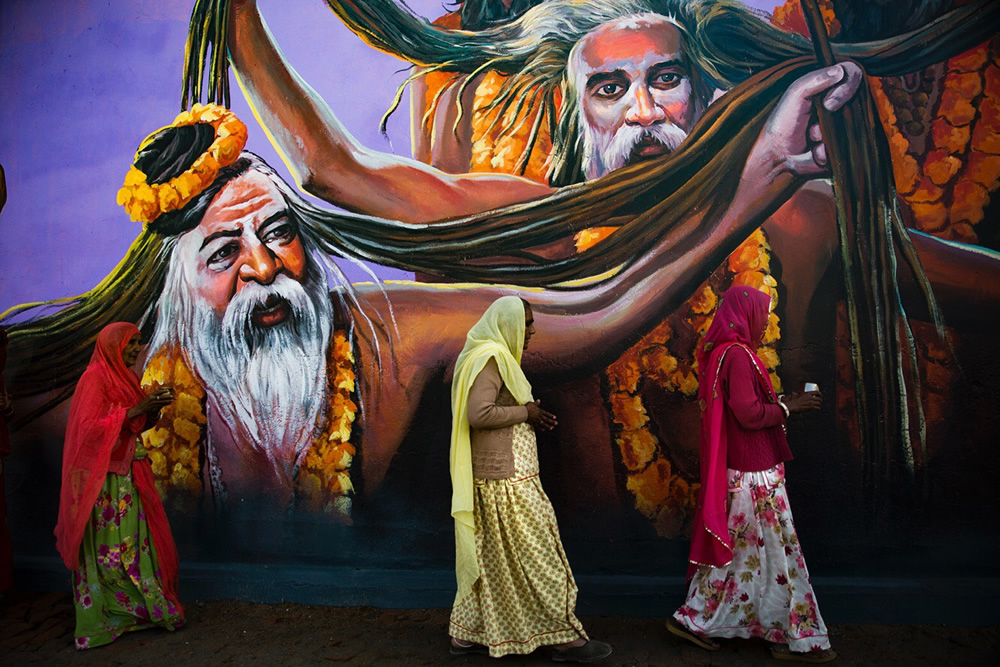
570,15 -> 702,180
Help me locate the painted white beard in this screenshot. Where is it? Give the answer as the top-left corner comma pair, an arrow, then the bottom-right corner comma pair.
150,259 -> 333,480
581,120 -> 689,181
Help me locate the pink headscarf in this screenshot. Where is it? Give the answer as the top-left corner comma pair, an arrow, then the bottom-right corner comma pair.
687,286 -> 776,577
54,323 -> 182,612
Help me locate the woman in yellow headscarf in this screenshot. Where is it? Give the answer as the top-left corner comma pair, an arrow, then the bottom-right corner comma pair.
448,295 -> 611,662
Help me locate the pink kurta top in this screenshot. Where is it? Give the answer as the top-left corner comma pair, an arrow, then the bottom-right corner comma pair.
718,349 -> 792,472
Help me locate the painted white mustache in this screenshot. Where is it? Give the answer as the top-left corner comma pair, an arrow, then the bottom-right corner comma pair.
220,273 -> 318,355
600,123 -> 689,173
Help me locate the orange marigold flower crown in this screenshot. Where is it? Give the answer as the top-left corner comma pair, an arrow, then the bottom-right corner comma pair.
116,104 -> 248,224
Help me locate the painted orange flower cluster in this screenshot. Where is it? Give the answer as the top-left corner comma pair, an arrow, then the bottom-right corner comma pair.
141,346 -> 207,511
117,104 -> 248,224
140,331 -> 357,514
770,0 -> 841,39
872,40 -> 1000,243
604,229 -> 782,537
296,330 -> 358,515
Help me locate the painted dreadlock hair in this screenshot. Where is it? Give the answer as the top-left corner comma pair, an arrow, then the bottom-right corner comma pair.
451,0 -> 543,31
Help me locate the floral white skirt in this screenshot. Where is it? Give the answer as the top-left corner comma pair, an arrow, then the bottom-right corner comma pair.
674,464 -> 831,653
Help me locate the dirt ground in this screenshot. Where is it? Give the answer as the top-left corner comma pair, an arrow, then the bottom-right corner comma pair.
2,590 -> 997,666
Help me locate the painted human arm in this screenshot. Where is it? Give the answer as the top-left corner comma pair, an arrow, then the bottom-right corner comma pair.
721,351 -> 785,430
227,0 -> 551,223
466,358 -> 529,429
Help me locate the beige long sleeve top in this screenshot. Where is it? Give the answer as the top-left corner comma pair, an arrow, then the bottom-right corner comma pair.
467,357 -> 529,479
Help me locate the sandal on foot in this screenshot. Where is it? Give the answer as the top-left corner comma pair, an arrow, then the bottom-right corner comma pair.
770,645 -> 837,663
450,639 -> 489,656
665,617 -> 721,651
551,639 -> 613,663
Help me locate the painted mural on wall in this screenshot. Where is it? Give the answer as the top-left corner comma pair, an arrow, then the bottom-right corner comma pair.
1,0 -> 999,589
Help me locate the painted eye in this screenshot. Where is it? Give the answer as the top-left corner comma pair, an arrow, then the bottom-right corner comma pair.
262,222 -> 294,244
652,72 -> 682,88
207,242 -> 239,268
595,82 -> 624,98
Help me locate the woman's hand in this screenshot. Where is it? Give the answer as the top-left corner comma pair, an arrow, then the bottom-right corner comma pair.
524,400 -> 558,431
781,391 -> 822,415
126,387 -> 175,419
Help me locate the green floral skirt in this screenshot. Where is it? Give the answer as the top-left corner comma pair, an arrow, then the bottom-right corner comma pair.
72,466 -> 183,649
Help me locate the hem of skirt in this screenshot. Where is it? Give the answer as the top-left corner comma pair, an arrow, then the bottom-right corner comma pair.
75,617 -> 183,650
674,613 -> 830,651
449,621 -> 584,658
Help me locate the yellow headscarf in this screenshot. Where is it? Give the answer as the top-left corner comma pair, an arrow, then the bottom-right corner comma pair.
449,296 -> 534,604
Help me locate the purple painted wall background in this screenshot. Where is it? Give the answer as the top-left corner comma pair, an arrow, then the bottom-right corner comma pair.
0,0 -> 774,311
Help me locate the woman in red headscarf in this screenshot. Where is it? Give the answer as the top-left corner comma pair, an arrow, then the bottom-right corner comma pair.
666,287 -> 835,663
55,322 -> 184,649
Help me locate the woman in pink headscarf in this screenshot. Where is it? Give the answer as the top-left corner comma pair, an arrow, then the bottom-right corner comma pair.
666,286 -> 835,663
55,323 -> 184,649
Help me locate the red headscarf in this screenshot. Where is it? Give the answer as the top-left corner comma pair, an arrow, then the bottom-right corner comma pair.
687,286 -> 776,577
54,323 -> 182,610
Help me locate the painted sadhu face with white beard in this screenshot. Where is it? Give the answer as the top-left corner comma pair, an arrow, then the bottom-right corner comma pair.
152,170 -> 333,492
571,14 -> 703,181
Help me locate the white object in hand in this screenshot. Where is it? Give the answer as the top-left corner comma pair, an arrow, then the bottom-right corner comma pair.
804,382 -> 819,393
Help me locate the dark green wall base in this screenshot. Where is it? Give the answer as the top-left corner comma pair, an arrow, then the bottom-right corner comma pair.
13,556 -> 998,626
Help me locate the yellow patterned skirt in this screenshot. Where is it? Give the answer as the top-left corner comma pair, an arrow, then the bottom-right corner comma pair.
449,423 -> 587,657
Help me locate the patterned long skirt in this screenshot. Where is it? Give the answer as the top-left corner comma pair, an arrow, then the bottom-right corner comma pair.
674,464 -> 831,653
450,423 -> 587,657
72,469 -> 184,649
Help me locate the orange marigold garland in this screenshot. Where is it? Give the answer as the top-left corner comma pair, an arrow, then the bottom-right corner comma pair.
296,330 -> 358,515
770,0 -> 841,39
140,330 -> 357,515
871,39 -> 1000,243
117,104 -> 248,224
142,346 -> 206,511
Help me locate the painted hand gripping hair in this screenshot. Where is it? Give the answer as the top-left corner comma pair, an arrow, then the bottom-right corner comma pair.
2,0 -> 999,568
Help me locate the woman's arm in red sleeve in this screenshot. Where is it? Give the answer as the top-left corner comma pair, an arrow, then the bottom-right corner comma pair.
721,350 -> 785,430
